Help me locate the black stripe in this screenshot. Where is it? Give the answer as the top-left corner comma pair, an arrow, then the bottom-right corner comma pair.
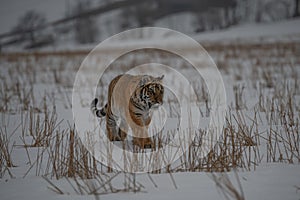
95,110 -> 104,117
91,98 -> 107,118
107,116 -> 117,125
130,98 -> 143,110
100,108 -> 106,116
134,101 -> 147,111
133,112 -> 143,116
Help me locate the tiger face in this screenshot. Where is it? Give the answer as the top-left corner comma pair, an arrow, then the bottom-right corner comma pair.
135,75 -> 164,110
143,81 -> 164,109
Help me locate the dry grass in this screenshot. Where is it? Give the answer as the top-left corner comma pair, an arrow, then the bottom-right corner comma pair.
0,39 -> 299,198
0,119 -> 19,178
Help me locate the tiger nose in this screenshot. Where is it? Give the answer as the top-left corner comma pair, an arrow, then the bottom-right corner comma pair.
156,98 -> 163,105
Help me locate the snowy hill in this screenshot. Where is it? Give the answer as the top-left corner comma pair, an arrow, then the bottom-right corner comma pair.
194,17 -> 300,42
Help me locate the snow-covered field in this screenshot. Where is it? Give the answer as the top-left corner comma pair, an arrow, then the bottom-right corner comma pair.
0,20 -> 300,200
1,164 -> 299,200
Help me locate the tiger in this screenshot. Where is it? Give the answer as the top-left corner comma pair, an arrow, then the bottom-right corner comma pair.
91,74 -> 164,149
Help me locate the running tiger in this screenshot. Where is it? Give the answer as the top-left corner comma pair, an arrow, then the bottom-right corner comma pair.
91,74 -> 164,149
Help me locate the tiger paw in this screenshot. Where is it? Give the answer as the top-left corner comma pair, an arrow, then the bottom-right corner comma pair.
144,143 -> 153,149
133,138 -> 155,149
107,134 -> 122,141
118,131 -> 127,141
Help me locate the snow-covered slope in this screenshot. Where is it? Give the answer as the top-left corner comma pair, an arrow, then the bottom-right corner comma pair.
193,17 -> 300,42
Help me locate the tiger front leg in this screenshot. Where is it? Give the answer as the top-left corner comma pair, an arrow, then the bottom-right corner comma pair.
129,110 -> 155,149
132,127 -> 155,149
118,119 -> 128,141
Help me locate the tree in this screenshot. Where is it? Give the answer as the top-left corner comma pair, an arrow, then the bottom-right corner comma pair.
294,0 -> 299,17
72,0 -> 99,44
255,0 -> 263,23
11,10 -> 47,44
264,1 -> 290,21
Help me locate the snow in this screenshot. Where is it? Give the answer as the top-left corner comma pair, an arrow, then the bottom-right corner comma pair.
1,164 -> 299,200
193,17 -> 300,42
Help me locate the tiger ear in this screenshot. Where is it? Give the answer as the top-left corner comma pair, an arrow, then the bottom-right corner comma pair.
156,75 -> 164,81
139,75 -> 150,86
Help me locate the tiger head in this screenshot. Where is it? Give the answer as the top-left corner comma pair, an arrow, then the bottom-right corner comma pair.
137,75 -> 164,110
